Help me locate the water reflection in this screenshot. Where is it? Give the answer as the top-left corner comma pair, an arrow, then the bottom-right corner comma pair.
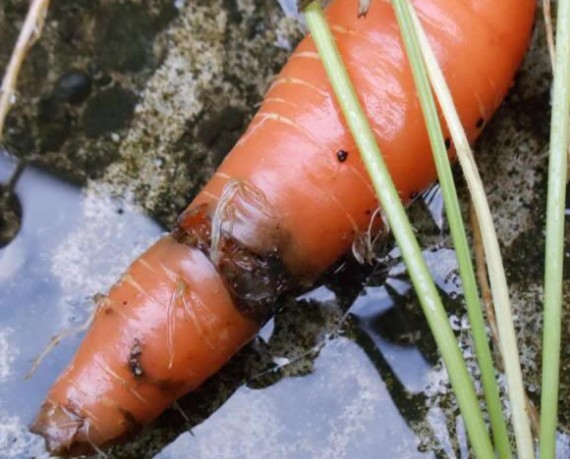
0,151 -> 162,457
157,339 -> 434,459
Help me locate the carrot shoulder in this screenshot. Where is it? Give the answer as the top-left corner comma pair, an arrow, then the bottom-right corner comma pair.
31,0 -> 536,456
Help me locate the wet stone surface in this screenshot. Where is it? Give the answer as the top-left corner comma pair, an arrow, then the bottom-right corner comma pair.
1,0 -> 299,226
1,1 -> 570,458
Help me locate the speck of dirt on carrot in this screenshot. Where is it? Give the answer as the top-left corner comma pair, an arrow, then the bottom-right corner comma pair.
336,149 -> 349,162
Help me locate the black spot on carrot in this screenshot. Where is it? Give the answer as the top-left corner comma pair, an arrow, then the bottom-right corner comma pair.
122,300 -> 128,305
365,209 -> 372,215
445,138 -> 451,150
336,150 -> 348,162
128,339 -> 144,378
476,118 -> 484,128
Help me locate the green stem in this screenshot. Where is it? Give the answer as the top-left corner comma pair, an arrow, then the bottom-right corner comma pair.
540,0 -> 570,457
392,1 -> 513,457
406,6 -> 537,458
303,3 -> 493,458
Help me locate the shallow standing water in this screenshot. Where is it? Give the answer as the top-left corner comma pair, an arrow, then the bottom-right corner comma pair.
0,0 -> 569,458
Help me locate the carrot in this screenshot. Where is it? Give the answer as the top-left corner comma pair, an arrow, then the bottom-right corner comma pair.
31,0 -> 536,456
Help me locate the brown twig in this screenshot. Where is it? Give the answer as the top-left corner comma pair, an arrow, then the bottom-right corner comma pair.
469,201 -> 541,438
0,0 -> 51,140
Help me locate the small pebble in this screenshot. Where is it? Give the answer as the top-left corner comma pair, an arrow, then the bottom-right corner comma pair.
54,71 -> 92,105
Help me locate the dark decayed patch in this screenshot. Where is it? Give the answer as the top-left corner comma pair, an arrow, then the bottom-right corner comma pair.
173,203 -> 301,324
128,339 -> 144,378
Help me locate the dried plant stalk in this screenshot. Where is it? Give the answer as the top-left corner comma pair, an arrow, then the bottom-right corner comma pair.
0,0 -> 51,140
543,0 -> 556,70
469,203 -> 541,438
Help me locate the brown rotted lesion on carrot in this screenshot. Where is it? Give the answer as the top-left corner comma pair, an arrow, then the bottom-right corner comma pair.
173,202 -> 301,324
215,235 -> 296,323
128,339 -> 145,379
126,338 -> 187,393
174,203 -> 212,252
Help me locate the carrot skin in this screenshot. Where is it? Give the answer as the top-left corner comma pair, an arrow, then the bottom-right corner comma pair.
195,0 -> 536,279
32,234 -> 259,455
31,0 -> 536,456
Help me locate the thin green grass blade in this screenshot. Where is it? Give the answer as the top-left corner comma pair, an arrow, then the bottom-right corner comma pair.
391,1 -> 514,457
303,3 -> 493,458
540,0 -> 570,457
403,2 -> 538,456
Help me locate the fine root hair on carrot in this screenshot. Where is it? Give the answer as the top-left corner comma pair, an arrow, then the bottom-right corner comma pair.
165,280 -> 185,371
351,207 -> 388,265
0,0 -> 51,140
210,179 -> 273,264
171,401 -> 192,427
25,299 -> 100,379
358,0 -> 371,16
211,181 -> 239,264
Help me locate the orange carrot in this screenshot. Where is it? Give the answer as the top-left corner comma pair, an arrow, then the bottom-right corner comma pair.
31,0 -> 536,455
